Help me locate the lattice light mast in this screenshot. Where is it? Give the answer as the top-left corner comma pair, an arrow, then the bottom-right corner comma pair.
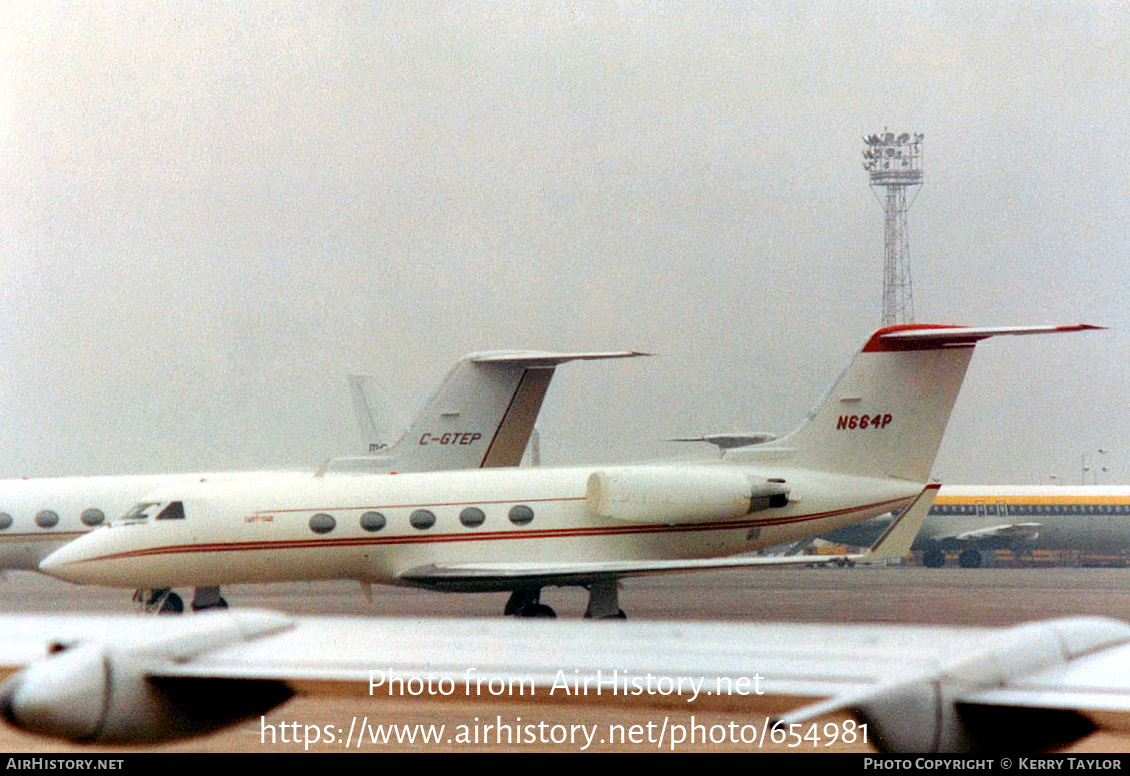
862,131 -> 924,326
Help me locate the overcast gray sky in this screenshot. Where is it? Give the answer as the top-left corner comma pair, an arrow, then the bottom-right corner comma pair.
1,1 -> 1125,485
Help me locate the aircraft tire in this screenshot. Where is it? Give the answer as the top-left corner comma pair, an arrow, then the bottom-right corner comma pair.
520,603 -> 556,618
582,608 -> 627,620
158,592 -> 184,615
958,549 -> 983,569
922,549 -> 946,568
192,597 -> 229,611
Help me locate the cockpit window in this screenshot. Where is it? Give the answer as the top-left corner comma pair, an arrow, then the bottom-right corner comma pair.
154,502 -> 185,520
121,502 -> 162,521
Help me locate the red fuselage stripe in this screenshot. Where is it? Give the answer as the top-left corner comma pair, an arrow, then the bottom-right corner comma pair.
67,497 -> 909,564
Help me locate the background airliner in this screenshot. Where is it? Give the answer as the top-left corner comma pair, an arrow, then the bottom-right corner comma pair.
0,351 -> 637,611
41,324 -> 1100,619
821,485 -> 1130,568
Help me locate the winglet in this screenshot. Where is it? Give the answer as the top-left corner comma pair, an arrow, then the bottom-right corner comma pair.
853,483 -> 939,563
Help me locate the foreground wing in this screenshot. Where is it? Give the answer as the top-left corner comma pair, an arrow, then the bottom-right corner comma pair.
4,609 -> 1130,752
0,608 -> 980,746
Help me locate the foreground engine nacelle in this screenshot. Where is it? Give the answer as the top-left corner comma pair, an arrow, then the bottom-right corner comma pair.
849,678 -> 1095,753
0,642 -> 292,744
783,617 -> 1130,753
586,465 -> 788,524
0,611 -> 296,744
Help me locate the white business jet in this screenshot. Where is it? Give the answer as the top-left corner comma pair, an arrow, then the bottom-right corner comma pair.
40,324 -> 1099,619
1,351 -> 634,611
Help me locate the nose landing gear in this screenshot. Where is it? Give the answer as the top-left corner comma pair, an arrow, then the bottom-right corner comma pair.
134,588 -> 183,614
133,586 -> 228,614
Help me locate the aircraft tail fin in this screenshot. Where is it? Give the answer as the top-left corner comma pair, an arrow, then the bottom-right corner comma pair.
387,351 -> 647,472
727,324 -> 1100,482
347,374 -> 405,454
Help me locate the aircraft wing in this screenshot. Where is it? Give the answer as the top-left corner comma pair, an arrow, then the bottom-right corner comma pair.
942,522 -> 1043,544
398,555 -> 867,590
398,484 -> 938,591
4,608 -> 1130,752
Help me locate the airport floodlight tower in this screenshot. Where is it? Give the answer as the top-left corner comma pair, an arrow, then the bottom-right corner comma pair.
862,131 -> 924,326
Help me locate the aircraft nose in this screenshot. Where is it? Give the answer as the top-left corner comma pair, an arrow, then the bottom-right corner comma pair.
38,539 -> 93,582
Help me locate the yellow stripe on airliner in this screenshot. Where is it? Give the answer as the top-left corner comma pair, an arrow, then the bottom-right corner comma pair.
936,495 -> 1130,506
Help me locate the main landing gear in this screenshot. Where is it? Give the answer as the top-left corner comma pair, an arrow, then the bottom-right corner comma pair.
958,549 -> 983,569
191,585 -> 230,611
504,588 -> 556,618
134,588 -> 183,614
920,548 -> 985,569
504,579 -> 626,620
922,549 -> 946,568
134,586 -> 228,614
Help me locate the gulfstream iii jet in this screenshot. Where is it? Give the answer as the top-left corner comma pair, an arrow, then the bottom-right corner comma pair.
41,324 -> 1099,618
1,351 -> 635,611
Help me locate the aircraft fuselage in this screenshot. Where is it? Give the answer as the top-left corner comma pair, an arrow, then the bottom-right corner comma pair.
41,465 -> 922,589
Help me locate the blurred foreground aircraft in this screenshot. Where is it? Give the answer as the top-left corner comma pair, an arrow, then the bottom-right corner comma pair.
1,607 -> 1128,752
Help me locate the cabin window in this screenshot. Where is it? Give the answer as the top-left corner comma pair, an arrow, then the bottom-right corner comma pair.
460,507 -> 486,528
81,508 -> 106,527
0,513 -> 11,530
35,510 -> 59,529
360,511 -> 386,532
309,513 -> 336,534
508,505 -> 534,525
410,509 -> 436,530
155,502 -> 185,521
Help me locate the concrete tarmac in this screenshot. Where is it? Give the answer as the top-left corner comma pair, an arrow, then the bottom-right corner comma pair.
1,567 -> 1129,753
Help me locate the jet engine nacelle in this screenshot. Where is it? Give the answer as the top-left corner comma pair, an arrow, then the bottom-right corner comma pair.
0,642 -> 292,744
586,465 -> 788,524
794,617 -> 1130,752
852,677 -> 1095,753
